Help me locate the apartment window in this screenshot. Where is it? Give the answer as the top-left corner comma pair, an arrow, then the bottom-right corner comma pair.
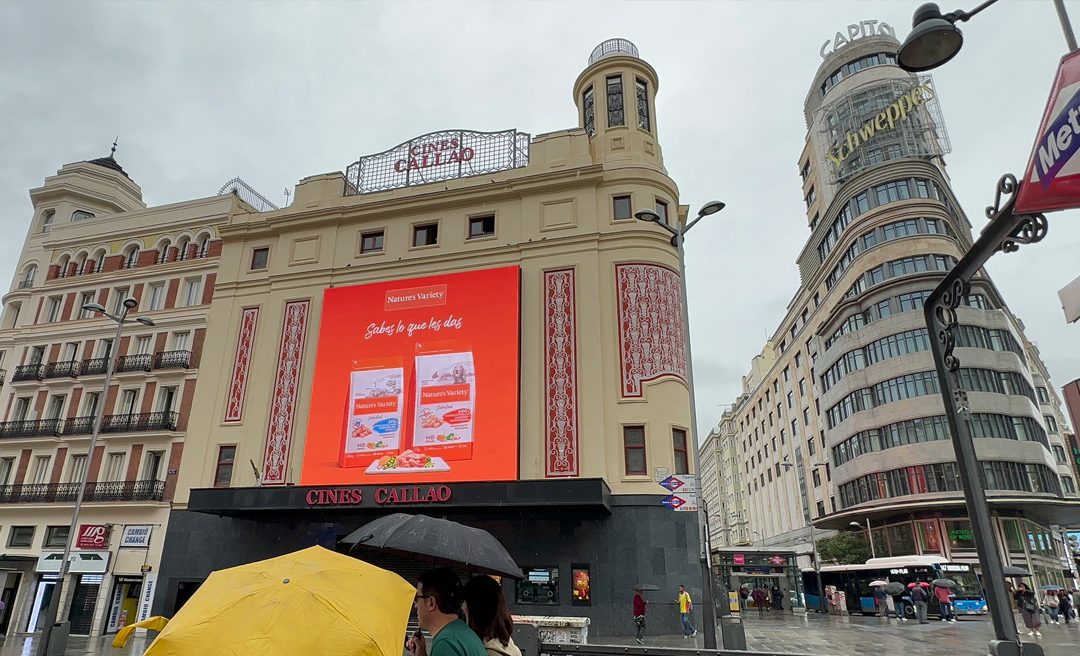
655,200 -> 669,225
79,292 -> 96,318
158,386 -> 178,413
613,195 -> 632,221
812,469 -> 822,488
816,500 -> 826,517
795,353 -> 803,369
803,408 -> 811,426
673,428 -> 689,475
1054,445 -> 1068,464
12,397 -> 30,422
250,248 -> 269,270
635,78 -> 650,131
773,380 -> 779,394
0,457 -> 13,486
808,435 -> 817,456
119,389 -> 139,415
97,339 -> 113,358
8,527 -> 34,548
1063,476 -> 1077,495
45,296 -> 62,323
65,454 -> 87,484
214,445 -> 236,488
111,287 -> 130,314
783,367 -> 790,382
83,392 -> 100,418
41,210 -> 55,233
623,426 -> 647,475
171,332 -> 190,351
468,215 -> 495,239
360,230 -> 384,254
142,451 -> 164,481
1044,415 -> 1059,434
134,336 -> 152,356
1036,387 -> 1050,404
124,247 -> 139,269
72,210 -> 94,221
787,391 -> 794,408
412,223 -> 439,247
32,456 -> 51,484
583,86 -> 595,136
45,395 -> 66,421
44,526 -> 70,549
606,75 -> 624,127
182,278 -> 201,307
103,453 -> 125,482
805,186 -> 816,208
142,283 -> 164,312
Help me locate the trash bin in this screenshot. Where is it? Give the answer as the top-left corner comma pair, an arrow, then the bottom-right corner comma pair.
719,616 -> 746,651
46,621 -> 70,656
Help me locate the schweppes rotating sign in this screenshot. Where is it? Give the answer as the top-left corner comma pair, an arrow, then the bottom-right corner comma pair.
1016,49 -> 1080,213
827,81 -> 936,171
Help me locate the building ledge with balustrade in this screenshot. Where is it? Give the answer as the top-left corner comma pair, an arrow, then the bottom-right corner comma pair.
0,479 -> 164,504
0,411 -> 179,439
7,350 -> 192,385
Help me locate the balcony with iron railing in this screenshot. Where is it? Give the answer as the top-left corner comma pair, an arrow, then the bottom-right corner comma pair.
11,364 -> 44,382
43,360 -> 79,379
17,279 -> 33,289
154,350 -> 191,369
65,411 -> 179,435
0,418 -> 63,438
0,479 -> 164,504
79,357 -> 110,376
115,354 -> 153,373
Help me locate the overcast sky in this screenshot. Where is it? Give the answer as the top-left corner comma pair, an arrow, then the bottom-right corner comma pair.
1,1 -> 1077,440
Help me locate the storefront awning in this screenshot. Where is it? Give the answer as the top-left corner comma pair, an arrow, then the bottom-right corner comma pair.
188,478 -> 612,517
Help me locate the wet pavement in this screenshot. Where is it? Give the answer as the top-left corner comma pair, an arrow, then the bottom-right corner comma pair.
0,634 -> 151,655
598,610 -> 1080,655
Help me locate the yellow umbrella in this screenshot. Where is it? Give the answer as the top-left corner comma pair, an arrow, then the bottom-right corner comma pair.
140,545 -> 415,656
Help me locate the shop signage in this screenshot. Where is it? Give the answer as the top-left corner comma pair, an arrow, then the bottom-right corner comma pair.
768,555 -> 786,566
77,524 -> 111,549
36,551 -> 110,574
820,20 -> 896,58
1016,50 -> 1080,213
120,525 -> 153,548
346,129 -> 530,195
826,81 -> 935,171
940,564 -> 971,572
949,528 -> 974,542
135,573 -> 157,633
304,485 -> 453,507
741,566 -> 774,575
733,554 -> 745,565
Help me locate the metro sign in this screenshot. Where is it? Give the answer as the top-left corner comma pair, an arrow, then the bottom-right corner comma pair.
659,474 -> 697,493
661,494 -> 687,510
1016,50 -> 1080,213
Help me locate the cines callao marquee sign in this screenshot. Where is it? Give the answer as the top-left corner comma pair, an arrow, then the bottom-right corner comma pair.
826,81 -> 936,171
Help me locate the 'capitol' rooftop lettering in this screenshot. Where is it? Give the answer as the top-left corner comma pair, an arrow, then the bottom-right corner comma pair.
820,20 -> 896,58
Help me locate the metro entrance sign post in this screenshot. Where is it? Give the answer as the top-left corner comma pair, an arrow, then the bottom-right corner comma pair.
1016,49 -> 1080,213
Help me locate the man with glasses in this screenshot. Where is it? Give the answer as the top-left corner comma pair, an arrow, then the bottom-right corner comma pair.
407,568 -> 487,656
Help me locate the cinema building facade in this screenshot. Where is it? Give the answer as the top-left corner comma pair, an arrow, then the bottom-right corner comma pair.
153,39 -> 704,636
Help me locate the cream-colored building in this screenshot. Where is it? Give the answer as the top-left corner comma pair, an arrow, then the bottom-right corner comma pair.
0,154 -> 258,636
699,410 -> 749,547
154,40 -> 703,637
702,23 -> 1080,595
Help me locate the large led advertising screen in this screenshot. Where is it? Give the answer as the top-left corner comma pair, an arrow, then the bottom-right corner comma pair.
300,266 -> 520,484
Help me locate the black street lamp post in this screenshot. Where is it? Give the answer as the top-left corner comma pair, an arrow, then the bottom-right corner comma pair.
897,2 -> 1077,655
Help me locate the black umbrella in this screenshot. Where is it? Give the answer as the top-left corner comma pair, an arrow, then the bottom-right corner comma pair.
885,582 -> 905,596
1003,565 -> 1030,577
635,584 -> 660,591
342,513 -> 523,579
932,578 -> 956,588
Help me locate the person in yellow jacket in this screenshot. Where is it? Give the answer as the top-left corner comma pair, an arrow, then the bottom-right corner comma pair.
677,585 -> 697,639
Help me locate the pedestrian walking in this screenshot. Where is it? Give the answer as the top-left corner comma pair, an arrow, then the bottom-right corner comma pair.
461,576 -> 522,656
751,586 -> 768,617
1014,583 -> 1043,637
934,584 -> 956,623
677,584 -> 697,639
890,590 -> 908,621
1070,588 -> 1080,621
910,583 -> 930,624
770,585 -> 784,612
738,585 -> 749,612
873,586 -> 887,618
632,588 -> 647,644
408,568 -> 488,656
1057,589 -> 1072,625
1042,587 -> 1060,624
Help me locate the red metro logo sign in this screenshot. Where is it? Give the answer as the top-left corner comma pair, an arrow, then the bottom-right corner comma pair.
1016,50 -> 1080,213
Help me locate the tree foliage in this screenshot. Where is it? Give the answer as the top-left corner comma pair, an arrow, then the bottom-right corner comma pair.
816,532 -> 872,565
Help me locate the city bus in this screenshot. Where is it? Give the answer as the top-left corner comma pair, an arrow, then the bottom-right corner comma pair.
802,556 -> 987,617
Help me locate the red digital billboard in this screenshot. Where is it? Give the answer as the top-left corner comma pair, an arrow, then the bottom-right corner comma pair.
300,266 -> 520,485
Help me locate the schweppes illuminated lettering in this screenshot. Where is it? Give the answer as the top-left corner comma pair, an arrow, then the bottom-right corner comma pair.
827,82 -> 935,171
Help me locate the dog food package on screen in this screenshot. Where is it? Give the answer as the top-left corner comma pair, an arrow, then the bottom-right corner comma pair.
339,362 -> 405,468
412,348 -> 475,460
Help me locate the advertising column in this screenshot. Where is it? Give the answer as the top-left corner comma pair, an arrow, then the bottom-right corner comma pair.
302,266 -> 521,485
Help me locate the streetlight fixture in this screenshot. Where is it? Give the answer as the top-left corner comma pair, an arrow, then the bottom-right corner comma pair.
848,520 -> 877,559
898,1 -> 1077,72
37,298 -> 153,656
781,459 -> 827,613
635,201 -> 723,649
895,2 -> 1077,654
